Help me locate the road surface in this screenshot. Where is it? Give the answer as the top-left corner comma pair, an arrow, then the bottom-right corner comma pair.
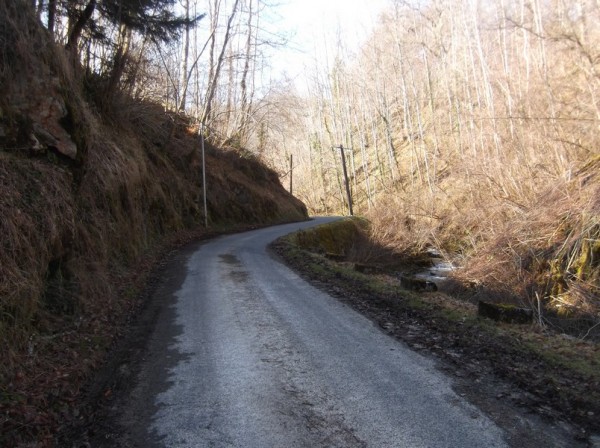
119,217 -> 508,447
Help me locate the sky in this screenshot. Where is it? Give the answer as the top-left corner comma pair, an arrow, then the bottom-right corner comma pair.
265,0 -> 391,88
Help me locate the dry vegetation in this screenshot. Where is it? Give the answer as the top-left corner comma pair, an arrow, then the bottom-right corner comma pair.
272,220 -> 600,435
0,2 -> 306,445
261,0 -> 599,330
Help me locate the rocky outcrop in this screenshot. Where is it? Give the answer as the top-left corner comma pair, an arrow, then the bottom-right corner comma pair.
478,301 -> 533,324
6,76 -> 78,160
29,94 -> 77,159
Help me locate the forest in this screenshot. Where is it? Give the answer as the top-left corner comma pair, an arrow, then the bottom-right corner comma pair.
24,0 -> 600,331
276,0 -> 600,325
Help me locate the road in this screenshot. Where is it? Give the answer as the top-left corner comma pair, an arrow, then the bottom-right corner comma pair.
119,217 -> 508,447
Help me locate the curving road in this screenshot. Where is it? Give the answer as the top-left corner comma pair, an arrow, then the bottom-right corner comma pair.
119,217 -> 508,447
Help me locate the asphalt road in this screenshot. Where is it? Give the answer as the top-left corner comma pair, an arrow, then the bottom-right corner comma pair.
120,217 -> 508,447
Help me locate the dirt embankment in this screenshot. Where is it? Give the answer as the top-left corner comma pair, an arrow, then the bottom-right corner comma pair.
271,219 -> 600,445
0,4 -> 307,446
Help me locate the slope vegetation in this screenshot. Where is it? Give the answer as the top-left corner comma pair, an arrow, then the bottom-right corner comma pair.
0,4 -> 306,445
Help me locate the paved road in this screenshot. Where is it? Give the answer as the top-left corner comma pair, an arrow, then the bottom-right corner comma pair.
121,217 -> 508,447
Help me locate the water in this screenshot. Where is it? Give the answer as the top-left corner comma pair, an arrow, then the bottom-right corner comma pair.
415,249 -> 457,288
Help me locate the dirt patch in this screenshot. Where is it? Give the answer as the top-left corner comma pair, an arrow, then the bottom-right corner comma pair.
270,238 -> 600,447
55,235 -> 203,447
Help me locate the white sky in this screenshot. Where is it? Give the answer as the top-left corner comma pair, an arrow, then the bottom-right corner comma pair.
266,0 -> 391,88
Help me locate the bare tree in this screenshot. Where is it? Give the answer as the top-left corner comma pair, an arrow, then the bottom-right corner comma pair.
202,0 -> 241,126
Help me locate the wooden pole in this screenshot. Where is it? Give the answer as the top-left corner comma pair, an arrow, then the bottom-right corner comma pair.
201,124 -> 208,227
338,145 -> 353,216
289,154 -> 293,195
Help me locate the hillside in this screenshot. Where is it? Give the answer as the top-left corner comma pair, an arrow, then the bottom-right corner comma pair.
261,0 -> 599,332
0,3 -> 306,445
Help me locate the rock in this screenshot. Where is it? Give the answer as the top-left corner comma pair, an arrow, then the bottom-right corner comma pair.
380,322 -> 394,331
325,252 -> 345,261
30,96 -> 78,159
426,247 -> 442,258
32,122 -> 58,146
477,301 -> 533,324
400,275 -> 438,292
354,263 -> 382,274
29,133 -> 43,151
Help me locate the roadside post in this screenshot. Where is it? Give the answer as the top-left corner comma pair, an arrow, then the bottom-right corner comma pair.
335,145 -> 353,216
200,123 -> 208,227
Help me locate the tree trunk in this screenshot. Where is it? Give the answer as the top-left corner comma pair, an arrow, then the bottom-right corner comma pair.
66,0 -> 96,56
179,0 -> 191,112
105,25 -> 132,101
238,0 -> 255,142
202,0 -> 241,127
47,0 -> 56,36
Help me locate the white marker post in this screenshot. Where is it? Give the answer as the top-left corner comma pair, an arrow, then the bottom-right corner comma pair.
200,123 -> 208,227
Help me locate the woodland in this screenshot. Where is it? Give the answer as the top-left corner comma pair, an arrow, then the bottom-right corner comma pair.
7,0 -> 600,374
276,0 -> 600,327
79,0 -> 599,328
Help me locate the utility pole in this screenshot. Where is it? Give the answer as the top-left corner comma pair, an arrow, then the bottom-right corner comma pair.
289,154 -> 293,195
200,123 -> 208,227
335,145 -> 353,216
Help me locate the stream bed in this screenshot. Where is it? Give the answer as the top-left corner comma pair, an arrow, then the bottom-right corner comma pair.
414,249 -> 457,290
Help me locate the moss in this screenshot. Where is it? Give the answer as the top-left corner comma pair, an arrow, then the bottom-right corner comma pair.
294,217 -> 365,254
573,230 -> 600,281
545,222 -> 600,316
523,340 -> 600,380
593,239 -> 600,262
549,259 -> 567,298
494,303 -> 519,310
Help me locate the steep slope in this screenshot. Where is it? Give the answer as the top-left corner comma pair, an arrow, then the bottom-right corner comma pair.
0,3 -> 306,445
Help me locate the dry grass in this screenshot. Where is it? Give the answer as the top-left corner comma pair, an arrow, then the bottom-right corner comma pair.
281,0 -> 599,330
353,148 -> 600,336
0,155 -> 76,366
0,4 -> 307,445
325,118 -> 600,333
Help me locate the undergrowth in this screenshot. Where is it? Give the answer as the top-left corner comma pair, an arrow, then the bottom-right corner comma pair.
354,156 -> 600,336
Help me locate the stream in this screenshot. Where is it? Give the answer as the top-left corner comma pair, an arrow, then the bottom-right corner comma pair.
414,248 -> 457,289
